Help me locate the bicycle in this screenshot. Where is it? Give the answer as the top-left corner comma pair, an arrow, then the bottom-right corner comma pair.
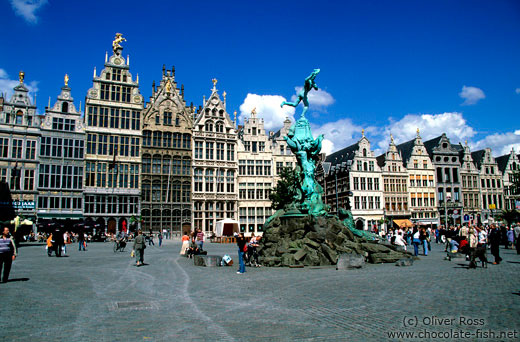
113,238 -> 127,252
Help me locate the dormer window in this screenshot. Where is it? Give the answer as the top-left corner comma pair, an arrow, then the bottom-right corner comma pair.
363,148 -> 367,157
16,110 -> 23,125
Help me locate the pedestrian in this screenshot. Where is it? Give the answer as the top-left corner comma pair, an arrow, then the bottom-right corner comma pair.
180,232 -> 190,255
394,231 -> 407,251
54,229 -> 64,257
236,233 -> 246,274
514,223 -> 520,255
488,225 -> 502,265
195,229 -> 204,251
412,227 -> 421,257
507,228 -> 514,249
419,228 -> 428,256
78,230 -> 86,251
0,227 -> 17,283
158,232 -> 163,247
47,233 -> 55,257
133,230 -> 146,266
148,232 -> 154,246
478,226 -> 487,249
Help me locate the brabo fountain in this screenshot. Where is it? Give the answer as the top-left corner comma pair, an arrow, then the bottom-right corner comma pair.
258,70 -> 413,267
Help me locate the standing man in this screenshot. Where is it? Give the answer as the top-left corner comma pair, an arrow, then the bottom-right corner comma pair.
0,227 -> 17,283
78,229 -> 86,251
236,233 -> 246,274
488,225 -> 502,265
158,232 -> 163,247
133,230 -> 146,266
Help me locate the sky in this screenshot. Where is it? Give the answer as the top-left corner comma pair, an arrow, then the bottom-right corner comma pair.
1,0 -> 520,157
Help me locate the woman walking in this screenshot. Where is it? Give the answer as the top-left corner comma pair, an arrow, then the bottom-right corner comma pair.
180,232 -> 190,255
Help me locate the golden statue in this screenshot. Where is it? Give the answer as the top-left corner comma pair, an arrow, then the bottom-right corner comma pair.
112,33 -> 126,53
251,107 -> 256,116
212,78 -> 218,87
64,74 -> 69,86
165,80 -> 172,93
19,71 -> 25,84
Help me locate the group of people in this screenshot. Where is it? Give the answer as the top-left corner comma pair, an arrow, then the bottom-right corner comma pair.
180,229 -> 206,258
45,230 -> 89,257
236,232 -> 261,274
384,223 -> 520,264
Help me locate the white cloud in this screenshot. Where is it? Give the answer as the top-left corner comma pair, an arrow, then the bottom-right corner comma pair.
459,85 -> 485,105
471,131 -> 520,156
515,88 -> 520,94
238,93 -> 295,131
0,68 -> 39,101
10,0 -> 47,24
310,118 -> 363,155
290,87 -> 335,108
376,112 -> 476,152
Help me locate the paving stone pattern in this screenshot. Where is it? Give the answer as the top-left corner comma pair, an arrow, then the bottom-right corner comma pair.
1,241 -> 519,341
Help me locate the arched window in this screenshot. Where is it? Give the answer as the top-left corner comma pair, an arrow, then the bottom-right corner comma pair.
16,110 -> 23,125
61,102 -> 69,113
363,148 -> 367,157
216,121 -> 224,133
205,121 -> 213,132
364,162 -> 368,171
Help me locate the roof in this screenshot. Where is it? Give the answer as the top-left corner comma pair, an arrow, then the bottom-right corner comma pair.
495,154 -> 510,173
395,138 -> 416,164
471,150 -> 486,170
422,135 -> 443,158
376,154 -> 386,168
324,142 -> 360,167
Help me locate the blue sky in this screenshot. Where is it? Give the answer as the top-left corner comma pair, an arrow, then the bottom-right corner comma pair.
1,0 -> 519,156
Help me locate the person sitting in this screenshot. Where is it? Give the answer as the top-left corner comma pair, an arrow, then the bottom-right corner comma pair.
450,239 -> 460,253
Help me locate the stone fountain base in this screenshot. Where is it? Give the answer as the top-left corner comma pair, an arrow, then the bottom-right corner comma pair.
258,210 -> 415,267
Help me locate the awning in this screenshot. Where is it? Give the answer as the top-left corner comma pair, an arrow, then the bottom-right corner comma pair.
393,219 -> 413,228
37,213 -> 84,219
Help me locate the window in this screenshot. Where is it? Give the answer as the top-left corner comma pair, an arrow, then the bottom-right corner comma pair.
164,111 -> 172,125
206,142 -> 214,159
121,110 -> 130,129
11,139 -> 22,159
226,170 -> 234,192
195,141 -> 203,159
216,143 -> 225,160
194,169 -> 203,192
205,169 -> 214,192
0,138 -> 8,158
100,84 -> 109,100
131,111 -> 140,130
276,162 -> 283,175
122,86 -> 131,103
264,160 -> 271,176
183,134 -> 191,149
227,143 -> 234,161
25,140 -> 36,159
22,169 -> 34,190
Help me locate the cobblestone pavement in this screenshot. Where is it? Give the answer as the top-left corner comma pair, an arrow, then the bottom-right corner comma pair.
1,239 -> 519,342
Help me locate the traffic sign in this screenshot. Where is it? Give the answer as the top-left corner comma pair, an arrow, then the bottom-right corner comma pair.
463,214 -> 470,222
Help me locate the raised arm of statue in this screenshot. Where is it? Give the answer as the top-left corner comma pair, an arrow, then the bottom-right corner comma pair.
281,69 -> 320,119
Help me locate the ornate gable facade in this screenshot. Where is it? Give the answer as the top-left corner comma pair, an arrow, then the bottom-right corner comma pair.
141,66 -> 194,234
192,81 -> 238,232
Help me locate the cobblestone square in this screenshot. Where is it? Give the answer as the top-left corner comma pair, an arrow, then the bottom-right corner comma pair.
1,240 -> 519,342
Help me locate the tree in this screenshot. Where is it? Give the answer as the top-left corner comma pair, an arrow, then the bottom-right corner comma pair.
498,209 -> 520,226
269,167 -> 299,210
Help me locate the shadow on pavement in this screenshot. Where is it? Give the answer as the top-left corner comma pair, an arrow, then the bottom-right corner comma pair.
6,278 -> 30,282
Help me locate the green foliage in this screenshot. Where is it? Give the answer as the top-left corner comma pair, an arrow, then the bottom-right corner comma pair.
270,167 -> 299,210
498,209 -> 520,226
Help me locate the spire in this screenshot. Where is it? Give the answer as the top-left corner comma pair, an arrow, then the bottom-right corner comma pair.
181,84 -> 184,98
48,96 -> 51,109
93,67 -> 97,78
212,78 -> 217,91
203,95 -> 206,106
162,64 -> 165,75
233,110 -> 237,126
127,55 -> 130,65
136,73 -> 139,84
105,51 -> 108,63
